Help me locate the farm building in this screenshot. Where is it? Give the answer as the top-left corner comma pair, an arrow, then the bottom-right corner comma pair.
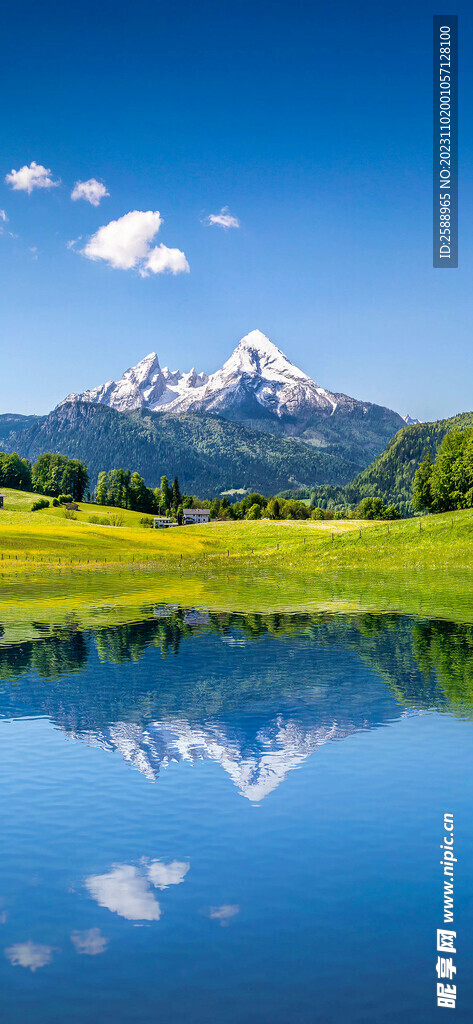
183,508 -> 210,525
153,516 -> 173,529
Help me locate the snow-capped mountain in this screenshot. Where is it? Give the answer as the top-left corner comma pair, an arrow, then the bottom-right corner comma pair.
63,350 -> 209,413
61,330 -> 406,437
403,414 -> 422,426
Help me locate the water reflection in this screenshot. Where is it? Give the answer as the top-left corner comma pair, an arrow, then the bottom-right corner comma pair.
1,609 -> 472,799
2,607 -> 473,1023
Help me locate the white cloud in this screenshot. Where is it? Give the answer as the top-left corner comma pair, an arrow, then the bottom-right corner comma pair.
5,161 -> 59,194
70,928 -> 108,955
146,859 -> 189,889
0,210 -> 7,235
85,864 -> 162,921
71,178 -> 109,207
5,941 -> 54,971
141,243 -> 189,277
82,210 -> 161,269
66,236 -> 81,250
204,206 -> 240,229
81,210 -> 188,275
207,904 -> 240,926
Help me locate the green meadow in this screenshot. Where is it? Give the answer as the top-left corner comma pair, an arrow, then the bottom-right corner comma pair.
1,489 -> 473,640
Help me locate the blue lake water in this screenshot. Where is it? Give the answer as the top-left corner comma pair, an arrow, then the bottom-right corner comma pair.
1,609 -> 472,1022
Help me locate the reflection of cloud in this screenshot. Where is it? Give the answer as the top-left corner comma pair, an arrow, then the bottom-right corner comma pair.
146,859 -> 189,890
0,911 -> 7,925
71,928 -> 108,955
5,941 -> 53,971
207,905 -> 240,927
85,865 -> 161,921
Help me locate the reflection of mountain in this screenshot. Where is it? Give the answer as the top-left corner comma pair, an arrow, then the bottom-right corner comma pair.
1,609 -> 472,797
68,716 -> 359,800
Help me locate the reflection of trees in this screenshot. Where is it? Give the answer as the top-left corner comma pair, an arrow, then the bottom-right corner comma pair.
31,631 -> 88,678
95,614 -> 190,663
93,610 -> 323,666
0,630 -> 88,682
2,609 -> 473,729
412,620 -> 473,716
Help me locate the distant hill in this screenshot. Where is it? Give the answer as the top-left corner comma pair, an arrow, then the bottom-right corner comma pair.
2,400 -> 364,496
0,413 -> 39,442
314,411 -> 473,514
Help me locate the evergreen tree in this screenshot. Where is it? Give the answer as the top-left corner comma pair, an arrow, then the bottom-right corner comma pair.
160,475 -> 172,511
95,471 -> 108,505
171,476 -> 182,511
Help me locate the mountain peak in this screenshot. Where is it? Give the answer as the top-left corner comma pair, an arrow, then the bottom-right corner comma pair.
124,351 -> 161,380
222,330 -> 311,384
236,329 -> 280,354
58,331 -> 404,446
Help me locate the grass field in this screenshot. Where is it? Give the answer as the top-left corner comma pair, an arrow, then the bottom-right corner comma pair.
1,490 -> 473,637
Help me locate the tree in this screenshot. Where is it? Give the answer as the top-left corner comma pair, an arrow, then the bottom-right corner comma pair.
356,496 -> 399,520
60,458 -> 89,501
95,472 -> 108,506
430,429 -> 473,511
106,469 -> 126,507
31,453 -> 88,500
129,472 -> 155,513
412,429 -> 473,513
32,453 -> 65,495
171,476 -> 182,511
266,498 -> 281,519
245,503 -> 262,520
160,475 -> 172,512
0,452 -> 32,491
413,451 -> 434,511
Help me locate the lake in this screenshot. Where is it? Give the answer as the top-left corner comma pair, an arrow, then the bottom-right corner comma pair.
1,606 -> 472,1022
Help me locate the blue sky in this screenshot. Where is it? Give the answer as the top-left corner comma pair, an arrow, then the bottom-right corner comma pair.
2,0 -> 472,419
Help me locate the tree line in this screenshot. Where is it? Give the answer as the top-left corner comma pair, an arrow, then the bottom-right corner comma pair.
94,468 -> 196,520
0,451 -> 89,501
413,427 -> 473,513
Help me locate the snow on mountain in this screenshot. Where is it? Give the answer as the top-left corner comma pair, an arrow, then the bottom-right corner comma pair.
61,329 -> 369,423
65,714 -> 357,801
403,414 -> 421,425
63,351 -> 209,413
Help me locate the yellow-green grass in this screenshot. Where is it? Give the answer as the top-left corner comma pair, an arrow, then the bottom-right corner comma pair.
0,487 -> 147,525
1,491 -> 473,634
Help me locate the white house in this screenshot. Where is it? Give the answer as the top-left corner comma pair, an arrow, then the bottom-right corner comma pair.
153,516 -> 173,529
183,508 -> 210,525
